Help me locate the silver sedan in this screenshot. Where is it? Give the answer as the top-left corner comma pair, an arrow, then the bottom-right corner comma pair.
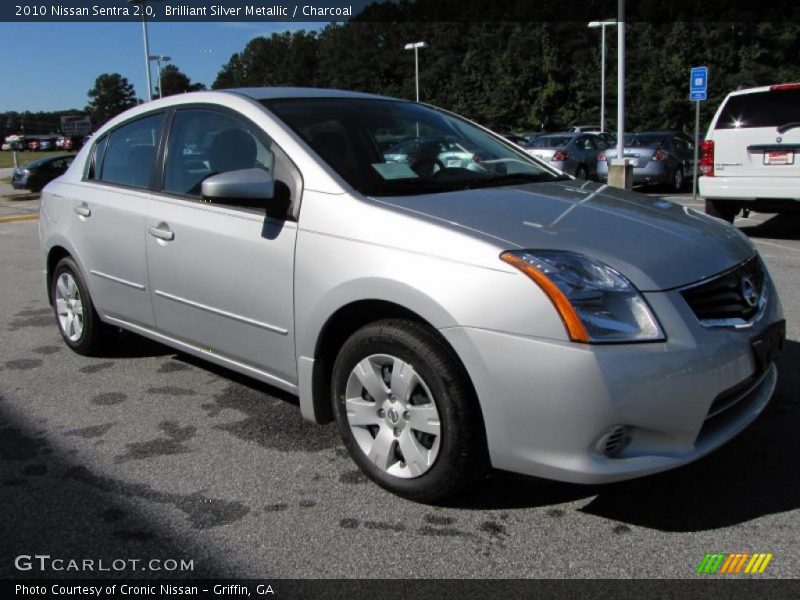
40,88 -> 784,502
524,132 -> 608,179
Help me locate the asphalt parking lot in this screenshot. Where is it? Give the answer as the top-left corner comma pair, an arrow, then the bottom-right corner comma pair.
0,190 -> 798,579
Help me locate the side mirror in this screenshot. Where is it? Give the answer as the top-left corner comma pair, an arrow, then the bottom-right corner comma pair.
201,168 -> 274,203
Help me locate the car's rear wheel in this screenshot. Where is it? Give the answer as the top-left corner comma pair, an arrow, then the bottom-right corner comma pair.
51,257 -> 109,355
331,319 -> 487,503
705,199 -> 739,223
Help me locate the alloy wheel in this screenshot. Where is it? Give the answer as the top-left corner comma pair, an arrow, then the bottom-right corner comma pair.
344,353 -> 441,478
55,272 -> 84,342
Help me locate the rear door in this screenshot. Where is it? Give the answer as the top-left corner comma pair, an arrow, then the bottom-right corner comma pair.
710,87 -> 800,178
67,113 -> 165,327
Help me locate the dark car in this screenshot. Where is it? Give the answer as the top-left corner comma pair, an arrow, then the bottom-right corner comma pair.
597,131 -> 695,192
38,137 -> 57,151
11,155 -> 74,192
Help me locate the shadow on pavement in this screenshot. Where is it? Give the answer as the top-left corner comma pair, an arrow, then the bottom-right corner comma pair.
0,399 -> 233,579
739,212 -> 800,240
449,340 -> 800,532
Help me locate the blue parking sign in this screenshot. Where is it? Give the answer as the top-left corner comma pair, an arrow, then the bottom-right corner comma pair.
690,66 -> 708,101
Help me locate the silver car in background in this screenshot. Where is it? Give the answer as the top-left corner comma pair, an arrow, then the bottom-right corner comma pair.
597,131 -> 695,192
524,132 -> 608,179
40,88 -> 784,502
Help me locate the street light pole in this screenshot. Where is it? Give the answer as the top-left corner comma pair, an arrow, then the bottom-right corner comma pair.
588,19 -> 617,133
148,54 -> 171,98
616,1 -> 625,162
403,41 -> 428,103
128,0 -> 166,102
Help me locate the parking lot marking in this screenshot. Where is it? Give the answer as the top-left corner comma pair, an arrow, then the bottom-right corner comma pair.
0,214 -> 38,224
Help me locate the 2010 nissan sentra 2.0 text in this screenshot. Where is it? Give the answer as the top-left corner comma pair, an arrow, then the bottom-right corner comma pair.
39,88 -> 785,502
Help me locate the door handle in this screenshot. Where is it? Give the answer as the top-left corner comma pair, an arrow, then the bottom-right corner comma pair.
74,203 -> 91,217
148,224 -> 175,242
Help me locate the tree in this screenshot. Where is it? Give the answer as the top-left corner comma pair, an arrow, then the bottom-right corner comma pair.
86,73 -> 137,126
156,64 -> 206,98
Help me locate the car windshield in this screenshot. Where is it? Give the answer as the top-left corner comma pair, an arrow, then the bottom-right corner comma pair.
531,135 -> 572,148
623,135 -> 667,149
263,97 -> 562,196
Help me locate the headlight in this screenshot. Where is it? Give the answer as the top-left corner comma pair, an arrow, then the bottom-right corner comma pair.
501,250 -> 664,343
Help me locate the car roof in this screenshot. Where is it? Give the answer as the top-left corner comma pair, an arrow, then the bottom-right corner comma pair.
724,83 -> 800,97
229,87 -> 395,102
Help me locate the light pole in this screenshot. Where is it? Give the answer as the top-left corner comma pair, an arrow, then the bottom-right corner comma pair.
587,19 -> 617,133
128,1 -> 165,102
607,0 -> 632,190
403,41 -> 428,103
148,54 -> 171,98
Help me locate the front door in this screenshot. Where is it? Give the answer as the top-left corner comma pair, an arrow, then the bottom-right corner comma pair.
145,107 -> 298,386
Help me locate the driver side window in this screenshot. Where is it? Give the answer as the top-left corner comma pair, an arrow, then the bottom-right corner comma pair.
163,109 -> 274,199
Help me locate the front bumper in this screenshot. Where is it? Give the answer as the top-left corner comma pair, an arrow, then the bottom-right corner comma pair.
440,279 -> 783,484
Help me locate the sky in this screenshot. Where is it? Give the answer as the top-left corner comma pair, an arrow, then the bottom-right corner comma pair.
0,21 -> 327,113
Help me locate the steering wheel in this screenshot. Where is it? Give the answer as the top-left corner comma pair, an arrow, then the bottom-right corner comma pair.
411,157 -> 445,177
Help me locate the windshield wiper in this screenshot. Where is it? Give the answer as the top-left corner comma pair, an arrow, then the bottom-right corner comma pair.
777,122 -> 800,134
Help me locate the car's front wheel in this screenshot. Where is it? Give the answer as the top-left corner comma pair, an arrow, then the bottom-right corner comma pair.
331,319 -> 487,503
51,256 -> 109,355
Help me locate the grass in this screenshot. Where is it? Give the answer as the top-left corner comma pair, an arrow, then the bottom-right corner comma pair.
0,151 -> 73,169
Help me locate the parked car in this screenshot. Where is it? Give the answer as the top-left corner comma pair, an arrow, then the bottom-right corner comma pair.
520,131 -> 548,144
1,143 -> 10,151
570,124 -> 602,133
597,131 -> 695,192
525,132 -> 605,179
383,136 -> 497,174
57,135 -> 84,151
499,132 -> 527,146
40,88 -> 784,502
590,131 -> 616,147
38,137 -> 57,151
12,154 -> 74,191
699,83 -> 800,222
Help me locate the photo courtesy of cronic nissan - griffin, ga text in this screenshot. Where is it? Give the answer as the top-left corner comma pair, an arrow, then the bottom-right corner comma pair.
39,88 -> 785,502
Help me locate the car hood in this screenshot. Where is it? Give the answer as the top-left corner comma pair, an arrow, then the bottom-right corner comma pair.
373,180 -> 755,291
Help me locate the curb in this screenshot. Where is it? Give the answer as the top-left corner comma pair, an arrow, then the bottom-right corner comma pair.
0,214 -> 39,224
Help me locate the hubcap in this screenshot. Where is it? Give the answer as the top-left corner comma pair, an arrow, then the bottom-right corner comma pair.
344,354 -> 441,479
55,272 -> 84,342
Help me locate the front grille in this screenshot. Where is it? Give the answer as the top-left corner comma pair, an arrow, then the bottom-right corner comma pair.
680,256 -> 764,323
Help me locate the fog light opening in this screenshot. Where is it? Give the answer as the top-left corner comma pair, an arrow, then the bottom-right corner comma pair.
597,425 -> 631,458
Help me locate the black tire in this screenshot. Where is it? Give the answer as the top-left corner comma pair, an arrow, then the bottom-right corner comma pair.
574,165 -> 589,180
331,319 -> 488,503
671,167 -> 684,193
51,256 -> 109,355
705,199 -> 738,223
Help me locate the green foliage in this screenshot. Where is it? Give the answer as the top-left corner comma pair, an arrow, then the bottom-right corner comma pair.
212,14 -> 800,133
85,73 -> 137,126
157,64 -> 206,98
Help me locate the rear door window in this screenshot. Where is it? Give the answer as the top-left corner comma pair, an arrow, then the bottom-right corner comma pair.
100,113 -> 165,188
715,89 -> 800,129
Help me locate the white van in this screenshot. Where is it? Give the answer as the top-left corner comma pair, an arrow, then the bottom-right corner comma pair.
699,83 -> 800,222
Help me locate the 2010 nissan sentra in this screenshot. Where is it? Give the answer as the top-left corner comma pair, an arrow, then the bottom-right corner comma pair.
39,88 -> 785,502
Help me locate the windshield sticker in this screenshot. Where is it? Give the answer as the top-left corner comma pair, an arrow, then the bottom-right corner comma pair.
372,163 -> 419,180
